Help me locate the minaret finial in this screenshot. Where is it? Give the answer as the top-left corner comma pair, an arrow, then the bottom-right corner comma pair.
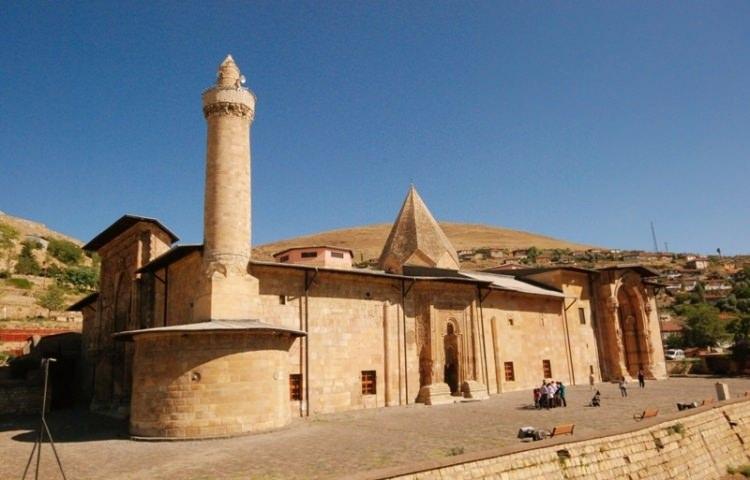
216,54 -> 241,87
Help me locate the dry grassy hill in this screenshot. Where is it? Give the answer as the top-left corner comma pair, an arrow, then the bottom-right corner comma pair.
0,212 -> 83,246
0,212 -> 92,322
253,222 -> 596,265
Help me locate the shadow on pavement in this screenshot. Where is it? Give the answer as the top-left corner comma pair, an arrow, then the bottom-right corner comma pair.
0,408 -> 128,443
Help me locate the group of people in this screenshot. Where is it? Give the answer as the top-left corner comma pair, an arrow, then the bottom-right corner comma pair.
533,380 -> 567,409
531,370 -> 646,409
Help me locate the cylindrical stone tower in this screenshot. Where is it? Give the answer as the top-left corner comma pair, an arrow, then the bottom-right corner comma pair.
194,55 -> 260,321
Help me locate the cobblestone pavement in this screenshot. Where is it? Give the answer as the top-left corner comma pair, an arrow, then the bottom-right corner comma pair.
2,377 -> 750,480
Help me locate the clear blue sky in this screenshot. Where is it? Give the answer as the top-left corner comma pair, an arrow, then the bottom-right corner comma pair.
2,2 -> 748,254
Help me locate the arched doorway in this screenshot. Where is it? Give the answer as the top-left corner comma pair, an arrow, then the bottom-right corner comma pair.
617,285 -> 650,377
444,323 -> 459,395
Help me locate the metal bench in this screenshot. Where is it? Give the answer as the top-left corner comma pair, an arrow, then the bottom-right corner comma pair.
634,407 -> 659,421
550,423 -> 575,437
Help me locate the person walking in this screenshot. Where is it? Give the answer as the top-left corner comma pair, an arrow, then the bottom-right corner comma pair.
619,377 -> 628,397
557,381 -> 567,407
637,369 -> 645,389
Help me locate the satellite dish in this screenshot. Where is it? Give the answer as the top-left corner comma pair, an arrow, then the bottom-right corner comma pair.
240,75 -> 246,85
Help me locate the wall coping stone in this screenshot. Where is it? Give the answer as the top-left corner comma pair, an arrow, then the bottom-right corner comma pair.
346,396 -> 750,480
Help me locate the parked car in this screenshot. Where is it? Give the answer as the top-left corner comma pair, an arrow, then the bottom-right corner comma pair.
665,349 -> 685,360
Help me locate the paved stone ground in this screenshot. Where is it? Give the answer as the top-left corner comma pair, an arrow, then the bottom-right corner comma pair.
2,377 -> 750,480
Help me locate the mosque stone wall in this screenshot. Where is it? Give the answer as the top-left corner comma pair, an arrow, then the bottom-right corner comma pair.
129,331 -> 294,438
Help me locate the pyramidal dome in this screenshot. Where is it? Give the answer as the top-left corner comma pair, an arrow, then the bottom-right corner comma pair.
378,186 -> 460,274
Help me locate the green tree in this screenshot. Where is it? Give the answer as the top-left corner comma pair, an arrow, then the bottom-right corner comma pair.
14,240 -> 42,275
727,316 -> 750,368
36,284 -> 66,317
47,238 -> 83,265
526,246 -> 540,264
678,303 -> 725,348
665,333 -> 684,349
733,282 -> 750,300
0,222 -> 19,272
56,265 -> 99,291
692,282 -> 706,303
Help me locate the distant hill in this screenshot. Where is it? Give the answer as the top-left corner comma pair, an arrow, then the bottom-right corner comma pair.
0,211 -> 595,322
253,222 -> 596,265
0,212 -> 84,246
0,212 -> 92,322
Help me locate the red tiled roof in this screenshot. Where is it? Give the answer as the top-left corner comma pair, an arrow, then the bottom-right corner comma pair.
660,320 -> 683,333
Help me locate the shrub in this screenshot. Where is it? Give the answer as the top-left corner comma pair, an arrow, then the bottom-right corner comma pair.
666,423 -> 685,436
446,446 -> 465,456
704,355 -> 733,375
47,238 -> 83,265
727,464 -> 750,477
14,241 -> 42,275
0,222 -> 19,272
7,277 -> 32,289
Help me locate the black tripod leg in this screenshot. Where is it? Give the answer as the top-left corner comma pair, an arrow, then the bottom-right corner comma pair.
34,424 -> 43,480
42,420 -> 67,480
21,440 -> 38,480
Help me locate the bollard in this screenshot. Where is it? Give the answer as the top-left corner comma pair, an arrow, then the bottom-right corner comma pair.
715,382 -> 731,401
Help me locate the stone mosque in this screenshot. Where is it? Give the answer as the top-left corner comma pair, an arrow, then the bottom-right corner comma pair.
72,56 -> 666,439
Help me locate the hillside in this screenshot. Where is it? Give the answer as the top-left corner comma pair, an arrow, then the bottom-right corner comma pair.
253,222 -> 596,265
0,212 -> 94,322
0,211 -> 84,246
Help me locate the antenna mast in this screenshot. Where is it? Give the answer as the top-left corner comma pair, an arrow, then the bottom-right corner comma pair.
650,221 -> 659,253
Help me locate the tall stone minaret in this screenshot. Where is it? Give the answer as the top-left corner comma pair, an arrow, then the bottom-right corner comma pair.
194,55 -> 260,321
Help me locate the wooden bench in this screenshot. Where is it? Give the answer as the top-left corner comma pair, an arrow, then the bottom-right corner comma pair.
633,408 -> 659,421
701,398 -> 716,406
550,423 -> 575,437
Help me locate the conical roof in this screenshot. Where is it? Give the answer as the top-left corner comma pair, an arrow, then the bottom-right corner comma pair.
216,54 -> 242,87
378,186 -> 460,273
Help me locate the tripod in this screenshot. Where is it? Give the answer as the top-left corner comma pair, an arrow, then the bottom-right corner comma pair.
21,357 -> 67,480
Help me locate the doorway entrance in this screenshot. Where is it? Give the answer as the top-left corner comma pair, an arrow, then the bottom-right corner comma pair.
617,286 -> 650,377
444,323 -> 459,394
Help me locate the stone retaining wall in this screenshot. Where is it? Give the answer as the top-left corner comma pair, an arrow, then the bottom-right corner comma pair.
358,399 -> 750,480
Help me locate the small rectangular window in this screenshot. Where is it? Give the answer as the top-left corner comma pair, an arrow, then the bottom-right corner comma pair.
543,360 -> 552,378
578,307 -> 586,325
279,255 -> 289,263
301,251 -> 317,258
504,362 -> 515,381
330,251 -> 345,259
289,374 -> 302,401
361,370 -> 376,395
279,295 -> 287,305
508,317 -> 514,326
